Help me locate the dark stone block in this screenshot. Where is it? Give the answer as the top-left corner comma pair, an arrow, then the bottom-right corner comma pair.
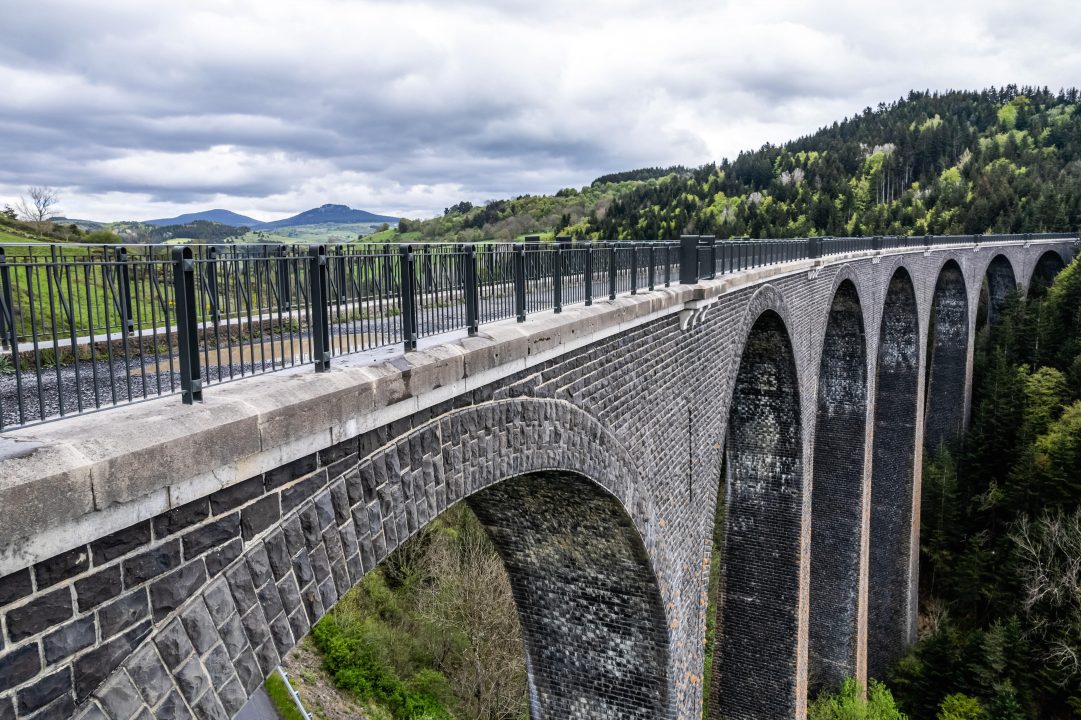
124,644 -> 172,707
204,539 -> 243,578
33,546 -> 89,589
90,522 -> 151,565
74,620 -> 151,700
24,691 -> 73,719
93,670 -> 142,720
6,586 -> 73,641
246,546 -> 273,589
202,579 -> 236,628
191,687 -> 229,720
0,642 -> 41,692
179,600 -> 218,655
280,469 -> 328,514
255,582 -> 284,623
299,505 -> 321,549
241,495 -> 280,541
240,606 -> 270,649
233,648 -> 262,695
149,560 -> 206,622
43,616 -> 96,663
0,570 -> 33,608
123,540 -> 181,588
330,481 -> 351,526
153,618 -> 194,670
203,643 -> 234,691
0,697 -> 12,720
210,475 -> 265,515
152,499 -> 209,540
75,565 -> 122,612
263,530 -> 291,581
174,656 -> 208,705
181,514 -> 240,559
98,589 -> 149,638
218,615 -> 248,660
268,612 -> 295,658
281,516 -> 305,557
225,563 -> 258,615
263,453 -> 317,491
155,690 -> 194,720
219,677 -> 247,717
17,667 -> 71,715
319,436 -> 357,466
253,638 -> 280,678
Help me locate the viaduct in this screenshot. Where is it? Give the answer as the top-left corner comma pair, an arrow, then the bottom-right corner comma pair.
0,235 -> 1076,720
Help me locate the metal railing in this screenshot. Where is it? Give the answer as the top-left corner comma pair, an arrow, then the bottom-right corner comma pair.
0,231 -> 1075,429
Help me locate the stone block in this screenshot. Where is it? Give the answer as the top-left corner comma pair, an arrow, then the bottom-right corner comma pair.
122,540 -> 181,588
123,644 -> 172,707
6,586 -> 73,641
149,561 -> 206,623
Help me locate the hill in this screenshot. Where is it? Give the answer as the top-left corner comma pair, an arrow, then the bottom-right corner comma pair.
391,87 -> 1080,244
256,204 -> 399,229
144,209 -> 261,227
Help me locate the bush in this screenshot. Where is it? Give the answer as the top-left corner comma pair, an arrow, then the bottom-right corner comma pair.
809,678 -> 908,720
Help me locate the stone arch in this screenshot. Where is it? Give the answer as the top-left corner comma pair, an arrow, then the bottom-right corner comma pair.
1027,249 -> 1067,298
924,260 -> 969,450
72,399 -> 673,720
809,279 -> 868,695
982,254 -> 1018,327
710,309 -> 805,720
868,266 -> 921,679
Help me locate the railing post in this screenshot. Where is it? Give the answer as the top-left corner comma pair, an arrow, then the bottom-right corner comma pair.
276,245 -> 291,312
204,245 -> 221,325
552,241 -> 563,312
664,243 -> 672,287
703,236 -> 716,279
335,245 -> 348,302
873,235 -> 883,252
608,243 -> 618,299
513,243 -> 526,322
115,246 -> 134,333
0,248 -> 13,350
171,246 -> 203,404
629,242 -> 638,295
309,245 -> 331,369
808,237 -> 821,260
648,243 -> 656,290
464,244 -> 479,335
679,235 -> 699,284
399,244 -> 419,348
584,242 -> 594,306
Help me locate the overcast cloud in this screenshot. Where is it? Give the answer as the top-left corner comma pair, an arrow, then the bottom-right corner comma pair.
2,0 -> 1080,222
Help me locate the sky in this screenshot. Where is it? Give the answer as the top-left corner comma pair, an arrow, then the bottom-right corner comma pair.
2,0 -> 1081,223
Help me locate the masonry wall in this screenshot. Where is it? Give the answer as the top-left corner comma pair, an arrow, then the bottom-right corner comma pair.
808,280 -> 867,694
0,240 -> 1074,720
924,261 -> 970,451
867,269 -> 921,679
468,472 -> 670,719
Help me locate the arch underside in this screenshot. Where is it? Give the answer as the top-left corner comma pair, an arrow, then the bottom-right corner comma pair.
712,311 -> 803,720
868,268 -> 920,679
809,281 -> 867,694
468,472 -> 669,720
1029,250 -> 1066,296
984,255 -> 1017,326
924,262 -> 969,450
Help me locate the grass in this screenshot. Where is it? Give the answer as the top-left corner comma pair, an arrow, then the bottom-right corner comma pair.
265,672 -> 308,720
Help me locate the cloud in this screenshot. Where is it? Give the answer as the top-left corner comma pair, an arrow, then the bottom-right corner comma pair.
1,0 -> 1080,221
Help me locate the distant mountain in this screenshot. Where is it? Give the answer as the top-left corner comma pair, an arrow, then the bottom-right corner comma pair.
144,209 -> 261,227
255,204 -> 399,229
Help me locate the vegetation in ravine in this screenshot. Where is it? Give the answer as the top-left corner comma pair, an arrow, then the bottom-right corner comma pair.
887,255 -> 1081,719
309,505 -> 528,720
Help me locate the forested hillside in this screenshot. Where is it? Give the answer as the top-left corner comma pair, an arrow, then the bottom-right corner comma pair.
887,257 -> 1081,719
390,87 -> 1081,244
